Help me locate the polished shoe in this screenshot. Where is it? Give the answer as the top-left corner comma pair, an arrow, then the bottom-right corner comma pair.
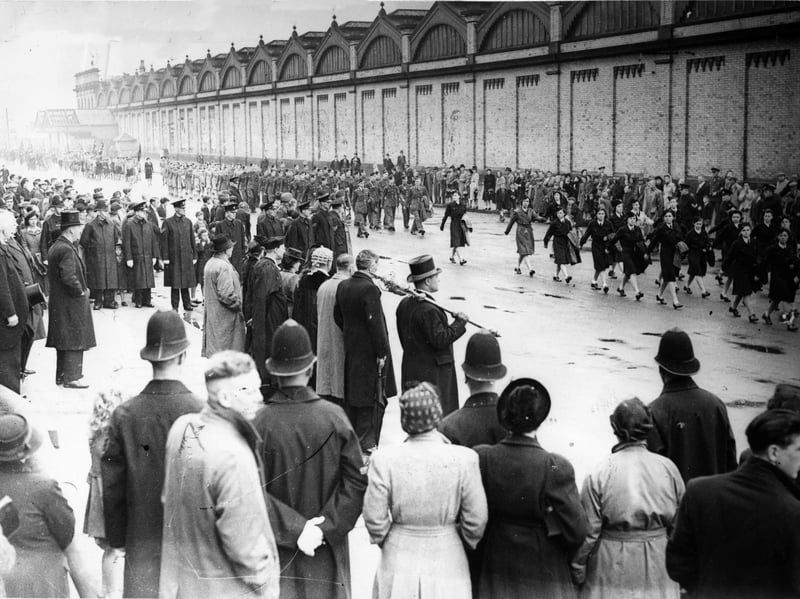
529,270 -> 535,277
450,257 -> 456,263
762,313 -> 772,325
673,302 -> 684,310
617,288 -> 626,297
590,283 -> 599,290
603,286 -> 609,294
701,291 -> 711,298
730,307 -> 741,317
608,272 -> 618,279
683,286 -> 693,295
635,292 -> 644,301
553,276 -> 562,282
514,267 -> 521,274
565,276 -> 572,284
134,303 -> 142,308
419,231 -> 425,237
191,299 -> 202,306
121,301 -> 129,307
104,301 -> 119,309
63,378 -> 90,389
460,260 -> 467,266
720,294 -> 731,302
93,302 -> 102,311
655,295 -> 667,305
748,314 -> 759,324
788,323 -> 798,332
141,302 -> 155,308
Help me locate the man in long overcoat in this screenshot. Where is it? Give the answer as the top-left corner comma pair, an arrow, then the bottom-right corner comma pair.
253,320 -> 366,599
211,201 -> 247,278
103,310 -> 203,598
315,254 -> 352,405
80,199 -> 120,310
39,195 -> 63,260
284,198 -> 313,259
46,210 -> 96,388
396,255 -> 468,416
0,211 -> 28,394
311,194 -> 333,251
202,236 -> 246,357
257,200 -> 284,239
329,196 -> 351,259
122,201 -> 159,308
334,250 -> 397,452
160,199 -> 196,313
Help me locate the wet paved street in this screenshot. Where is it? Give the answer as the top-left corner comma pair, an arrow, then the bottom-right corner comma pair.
13,166 -> 799,596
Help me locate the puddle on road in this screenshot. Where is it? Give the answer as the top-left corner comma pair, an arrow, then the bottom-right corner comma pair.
726,399 -> 767,409
598,338 -> 625,344
483,305 -> 497,310
641,332 -> 661,337
754,378 -> 773,384
543,293 -> 570,300
449,297 -> 466,301
494,286 -> 534,294
729,341 -> 785,355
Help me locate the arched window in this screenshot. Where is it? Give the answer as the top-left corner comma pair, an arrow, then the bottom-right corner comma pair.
414,24 -> 466,61
131,86 -> 143,102
248,60 -> 271,84
162,79 -> 176,97
178,76 -> 193,95
221,67 -> 242,88
96,93 -> 107,108
108,90 -> 118,105
279,53 -> 307,81
145,83 -> 158,100
317,46 -> 349,75
119,88 -> 131,104
199,72 -> 216,92
565,1 -> 659,39
361,36 -> 401,69
481,9 -> 549,51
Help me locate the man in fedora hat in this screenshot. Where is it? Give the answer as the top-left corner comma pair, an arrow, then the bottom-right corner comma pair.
202,234 -> 246,357
333,249 -> 397,452
210,200 -> 246,278
45,210 -> 95,389
39,194 -> 63,260
102,310 -> 203,598
252,319 -> 366,599
396,254 -> 468,415
0,211 -> 29,393
160,199 -> 197,315
123,200 -> 159,309
439,329 -> 507,447
646,327 -> 737,482
160,351 -> 279,599
80,198 -> 120,311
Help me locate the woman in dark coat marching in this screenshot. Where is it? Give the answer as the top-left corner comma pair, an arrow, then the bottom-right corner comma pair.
722,222 -> 760,322
580,206 -> 614,293
543,208 -> 578,284
612,212 -> 647,300
684,216 -> 712,298
762,228 -> 799,330
504,196 -> 536,276
440,191 -> 469,265
607,202 -> 626,279
474,379 -> 587,599
647,210 -> 684,309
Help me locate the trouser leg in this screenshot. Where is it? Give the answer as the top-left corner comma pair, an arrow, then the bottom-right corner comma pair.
0,345 -> 21,394
58,350 -> 83,383
180,289 -> 191,311
171,289 -> 180,310
20,324 -> 34,372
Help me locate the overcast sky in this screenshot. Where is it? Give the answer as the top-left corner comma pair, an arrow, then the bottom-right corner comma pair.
0,0 -> 431,130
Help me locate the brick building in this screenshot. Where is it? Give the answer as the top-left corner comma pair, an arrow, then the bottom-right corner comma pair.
88,1 -> 800,179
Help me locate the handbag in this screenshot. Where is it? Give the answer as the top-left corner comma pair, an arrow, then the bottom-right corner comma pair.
706,246 -> 716,267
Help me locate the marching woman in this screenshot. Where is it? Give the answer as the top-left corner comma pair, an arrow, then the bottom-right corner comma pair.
612,212 -> 647,300
762,228 -> 799,331
504,196 -> 536,276
543,208 -> 577,284
607,202 -> 626,280
647,210 -> 684,309
722,222 -> 760,322
684,216 -> 712,298
440,191 -> 469,265
580,206 -> 614,293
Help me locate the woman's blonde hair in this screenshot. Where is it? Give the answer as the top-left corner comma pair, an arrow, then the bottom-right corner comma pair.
88,388 -> 126,442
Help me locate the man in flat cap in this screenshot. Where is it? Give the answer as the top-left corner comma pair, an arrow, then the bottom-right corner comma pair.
160,199 -> 196,315
80,199 -> 120,310
123,200 -> 159,309
211,200 -> 246,278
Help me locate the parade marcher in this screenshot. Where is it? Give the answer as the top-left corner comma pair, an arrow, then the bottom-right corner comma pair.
580,206 -> 614,292
408,177 -> 429,236
160,351 -> 280,599
353,183 -> 369,238
334,249 -> 397,452
211,200 -> 247,277
474,378 -> 587,599
46,210 -> 96,388
648,210 -> 684,309
143,157 -> 153,185
439,330 -> 508,448
122,200 -> 158,309
0,413 -> 98,598
202,234 -> 246,357
310,193 -> 334,250
80,199 -> 120,310
441,191 -> 469,265
543,207 -> 578,283
722,221 -> 760,322
505,196 -> 537,276
684,215 -> 713,298
383,178 -> 399,231
293,246 -> 332,355
253,320 -> 367,599
612,211 -> 647,300
762,228 -> 800,330
396,255 -> 468,416
667,409 -> 800,599
364,382 -> 488,599
571,398 -> 684,599
0,211 -> 28,394
102,310 -> 203,598
316,253 -> 353,405
160,199 -> 197,315
247,235 -> 288,385
647,328 -> 737,482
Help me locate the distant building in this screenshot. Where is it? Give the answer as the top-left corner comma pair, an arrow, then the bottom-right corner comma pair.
33,109 -> 118,154
75,67 -> 102,109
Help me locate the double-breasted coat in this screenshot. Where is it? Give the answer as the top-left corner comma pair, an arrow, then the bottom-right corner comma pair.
252,386 -> 366,599
647,223 -> 683,282
0,244 -> 28,392
579,219 -> 614,272
202,255 -> 246,357
316,273 -> 347,400
544,218 -> 577,266
45,236 -> 96,351
122,217 -> 159,289
441,202 -> 469,248
285,215 -> 313,259
396,293 -> 467,416
334,272 -> 397,408
102,379 -> 203,598
160,214 -> 196,289
247,256 -> 288,382
722,236 -> 759,297
685,227 -> 710,277
474,436 -> 588,599
80,215 -> 120,290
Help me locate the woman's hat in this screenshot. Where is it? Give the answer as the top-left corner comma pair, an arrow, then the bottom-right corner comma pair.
406,254 -> 441,283
497,378 -> 551,433
0,414 -> 43,462
265,319 -> 317,376
400,382 -> 443,435
140,310 -> 190,362
462,331 -> 507,381
654,327 -> 700,376
610,397 -> 653,442
212,234 -> 234,253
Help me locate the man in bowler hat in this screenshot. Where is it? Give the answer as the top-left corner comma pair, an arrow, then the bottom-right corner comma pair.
646,327 -> 737,482
102,310 -> 203,598
396,255 -> 468,415
160,199 -> 197,315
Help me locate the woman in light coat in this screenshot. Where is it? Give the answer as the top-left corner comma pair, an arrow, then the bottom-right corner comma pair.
202,235 -> 246,356
571,398 -> 684,599
364,382 -> 488,599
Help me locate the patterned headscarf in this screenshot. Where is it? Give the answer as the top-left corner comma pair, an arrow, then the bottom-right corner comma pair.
400,382 -> 442,435
310,246 -> 333,269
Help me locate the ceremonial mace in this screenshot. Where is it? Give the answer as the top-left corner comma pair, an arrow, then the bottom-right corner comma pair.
372,273 -> 501,338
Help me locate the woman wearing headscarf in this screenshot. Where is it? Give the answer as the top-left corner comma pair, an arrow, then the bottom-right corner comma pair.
504,196 -> 536,276
571,398 -> 684,599
363,382 -> 488,599
474,379 -> 587,599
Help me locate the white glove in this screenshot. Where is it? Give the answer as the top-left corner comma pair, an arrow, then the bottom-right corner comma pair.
162,260 -> 170,265
297,516 -> 326,557
126,260 -> 133,268
6,315 -> 18,327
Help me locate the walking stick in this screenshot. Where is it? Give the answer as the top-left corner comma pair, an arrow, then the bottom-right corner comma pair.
372,273 -> 501,337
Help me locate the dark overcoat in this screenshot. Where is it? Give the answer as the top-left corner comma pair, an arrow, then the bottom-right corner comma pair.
646,377 -> 737,482
579,219 -> 614,272
101,379 -> 203,598
438,392 -> 507,448
722,237 -> 759,297
474,436 -> 587,599
252,386 -> 366,599
330,210 -> 350,258
667,457 -> 800,599
122,217 -> 159,289
396,293 -> 467,416
544,219 -> 576,266
685,228 -> 710,277
648,223 -> 683,282
160,215 -> 196,289
766,243 -> 800,303
440,201 -> 468,248
45,236 -> 96,351
3,238 -> 45,340
311,209 -> 333,251
285,215 -> 313,258
256,213 -> 284,239
80,215 -> 120,290
248,256 -> 288,382
211,217 -> 246,277
0,244 -> 28,391
292,269 -> 329,353
333,272 -> 397,408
